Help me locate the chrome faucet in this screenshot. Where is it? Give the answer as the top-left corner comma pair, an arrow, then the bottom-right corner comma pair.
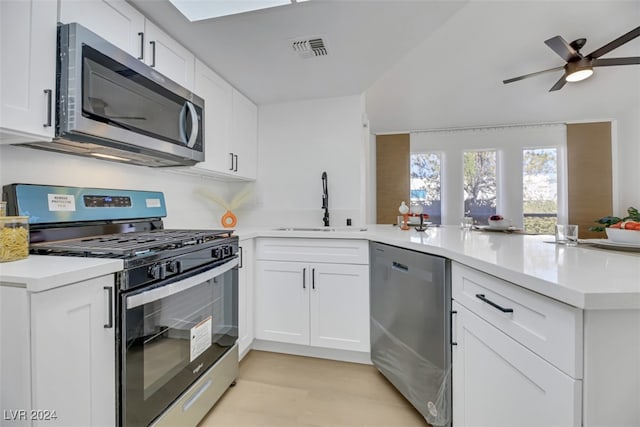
322,171 -> 329,226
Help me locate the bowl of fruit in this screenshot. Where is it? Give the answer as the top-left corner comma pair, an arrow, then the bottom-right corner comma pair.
591,207 -> 640,244
488,215 -> 511,230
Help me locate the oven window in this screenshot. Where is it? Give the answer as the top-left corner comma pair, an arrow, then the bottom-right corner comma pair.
123,266 -> 237,427
81,45 -> 203,151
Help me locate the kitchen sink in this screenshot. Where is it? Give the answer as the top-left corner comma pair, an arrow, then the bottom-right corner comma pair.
273,227 -> 368,232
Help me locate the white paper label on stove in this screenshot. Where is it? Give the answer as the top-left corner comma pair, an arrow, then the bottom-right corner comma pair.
47,194 -> 76,211
190,316 -> 212,362
146,198 -> 161,208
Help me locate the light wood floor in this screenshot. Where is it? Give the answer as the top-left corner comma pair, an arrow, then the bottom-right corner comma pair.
198,350 -> 430,427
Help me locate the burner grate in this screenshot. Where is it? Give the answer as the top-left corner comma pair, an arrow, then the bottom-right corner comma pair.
31,229 -> 233,257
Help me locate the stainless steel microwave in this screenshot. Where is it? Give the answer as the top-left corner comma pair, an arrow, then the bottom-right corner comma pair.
24,23 -> 204,167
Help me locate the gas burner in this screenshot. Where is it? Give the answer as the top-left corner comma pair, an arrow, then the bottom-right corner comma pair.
31,229 -> 233,257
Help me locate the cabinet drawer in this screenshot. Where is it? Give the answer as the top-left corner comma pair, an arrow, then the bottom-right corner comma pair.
256,238 -> 368,264
452,262 -> 583,378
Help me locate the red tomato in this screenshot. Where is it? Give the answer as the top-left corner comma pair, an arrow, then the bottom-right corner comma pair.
610,222 -> 623,229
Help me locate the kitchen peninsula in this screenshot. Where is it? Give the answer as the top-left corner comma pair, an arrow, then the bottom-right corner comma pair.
239,224 -> 640,427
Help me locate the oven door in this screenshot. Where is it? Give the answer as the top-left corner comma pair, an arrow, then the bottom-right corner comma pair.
121,257 -> 238,427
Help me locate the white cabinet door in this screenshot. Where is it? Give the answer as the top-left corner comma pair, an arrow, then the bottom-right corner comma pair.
231,89 -> 258,179
59,0 -> 145,58
452,301 -> 581,427
238,239 -> 255,358
193,59 -> 233,173
30,275 -> 116,427
310,263 -> 370,352
0,0 -> 56,143
145,20 -> 195,90
255,260 -> 309,345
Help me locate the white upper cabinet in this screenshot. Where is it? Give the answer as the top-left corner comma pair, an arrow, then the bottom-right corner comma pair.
59,1 -> 194,90
144,20 -> 195,91
194,59 -> 233,173
0,0 -> 57,143
59,0 -> 145,58
231,89 -> 258,180
190,60 -> 258,180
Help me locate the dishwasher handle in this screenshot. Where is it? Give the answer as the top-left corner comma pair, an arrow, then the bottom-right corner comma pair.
391,261 -> 409,273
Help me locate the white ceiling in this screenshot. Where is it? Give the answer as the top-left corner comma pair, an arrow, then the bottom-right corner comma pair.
129,0 -> 467,104
129,0 -> 640,133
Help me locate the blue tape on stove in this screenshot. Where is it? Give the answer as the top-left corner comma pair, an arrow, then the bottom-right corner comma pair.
12,184 -> 167,224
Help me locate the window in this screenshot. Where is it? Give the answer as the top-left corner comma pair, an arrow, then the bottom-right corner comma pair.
410,153 -> 441,224
463,150 -> 496,225
523,148 -> 558,234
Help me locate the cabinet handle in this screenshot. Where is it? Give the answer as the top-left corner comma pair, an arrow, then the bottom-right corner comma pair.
229,153 -> 234,171
302,268 -> 306,289
234,154 -> 238,172
239,246 -> 244,269
451,310 -> 458,346
150,40 -> 156,67
475,293 -> 514,313
104,286 -> 114,329
137,32 -> 144,60
43,89 -> 52,127
391,261 -> 408,273
312,268 -> 315,289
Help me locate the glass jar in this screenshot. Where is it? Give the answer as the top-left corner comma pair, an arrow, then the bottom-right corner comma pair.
0,216 -> 29,262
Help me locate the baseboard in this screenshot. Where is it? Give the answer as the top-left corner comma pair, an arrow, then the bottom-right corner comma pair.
251,339 -> 372,365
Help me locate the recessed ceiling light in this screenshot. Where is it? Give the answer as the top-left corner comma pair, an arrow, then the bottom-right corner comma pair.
169,0 -> 309,22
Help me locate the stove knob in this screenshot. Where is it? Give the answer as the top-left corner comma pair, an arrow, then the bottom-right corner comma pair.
148,263 -> 167,280
223,245 -> 232,257
167,260 -> 182,274
211,248 -> 220,259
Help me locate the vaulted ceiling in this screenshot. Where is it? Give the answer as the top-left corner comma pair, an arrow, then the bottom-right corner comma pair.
129,0 -> 640,133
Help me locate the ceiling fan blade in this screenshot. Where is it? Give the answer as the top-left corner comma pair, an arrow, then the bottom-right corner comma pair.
503,66 -> 564,84
587,26 -> 640,59
592,57 -> 640,67
549,74 -> 567,92
544,36 -> 580,62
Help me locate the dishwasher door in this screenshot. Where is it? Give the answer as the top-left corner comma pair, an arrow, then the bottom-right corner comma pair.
370,241 -> 451,426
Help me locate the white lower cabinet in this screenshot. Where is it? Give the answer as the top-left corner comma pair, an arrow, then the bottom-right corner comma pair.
452,301 -> 581,427
238,239 -> 255,358
256,260 -> 369,352
0,275 -> 115,427
255,238 -> 370,353
452,262 -> 582,427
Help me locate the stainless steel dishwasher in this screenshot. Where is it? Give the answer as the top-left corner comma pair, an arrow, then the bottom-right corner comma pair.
370,241 -> 452,426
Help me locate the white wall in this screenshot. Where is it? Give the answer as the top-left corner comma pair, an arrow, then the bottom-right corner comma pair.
238,94 -> 367,227
0,145 -> 237,229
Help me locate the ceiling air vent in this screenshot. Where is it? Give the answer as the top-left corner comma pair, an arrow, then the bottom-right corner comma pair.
291,36 -> 328,58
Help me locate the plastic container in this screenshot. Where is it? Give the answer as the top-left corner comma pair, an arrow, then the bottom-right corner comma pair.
0,216 -> 29,262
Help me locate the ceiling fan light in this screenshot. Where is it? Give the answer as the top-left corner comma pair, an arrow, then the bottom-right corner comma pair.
566,68 -> 593,82
565,58 -> 594,82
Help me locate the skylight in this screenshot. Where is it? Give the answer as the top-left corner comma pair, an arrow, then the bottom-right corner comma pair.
169,0 -> 308,21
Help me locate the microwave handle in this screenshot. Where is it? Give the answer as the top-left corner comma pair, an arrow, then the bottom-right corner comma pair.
179,101 -> 200,148
126,257 -> 239,309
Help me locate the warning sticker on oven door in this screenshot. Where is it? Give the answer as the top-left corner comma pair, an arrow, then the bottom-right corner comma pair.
190,316 -> 212,362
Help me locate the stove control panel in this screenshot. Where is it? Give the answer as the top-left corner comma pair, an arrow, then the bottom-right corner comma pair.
84,195 -> 132,208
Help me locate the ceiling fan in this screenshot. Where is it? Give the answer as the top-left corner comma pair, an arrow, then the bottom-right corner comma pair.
503,26 -> 640,91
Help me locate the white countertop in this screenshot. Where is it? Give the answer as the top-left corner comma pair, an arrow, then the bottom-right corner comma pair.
0,256 -> 123,292
236,225 -> 640,310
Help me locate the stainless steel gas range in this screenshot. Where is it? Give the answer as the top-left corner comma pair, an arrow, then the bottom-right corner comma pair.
3,184 -> 239,427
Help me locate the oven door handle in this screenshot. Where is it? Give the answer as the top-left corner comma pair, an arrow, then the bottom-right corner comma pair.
126,257 -> 239,309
